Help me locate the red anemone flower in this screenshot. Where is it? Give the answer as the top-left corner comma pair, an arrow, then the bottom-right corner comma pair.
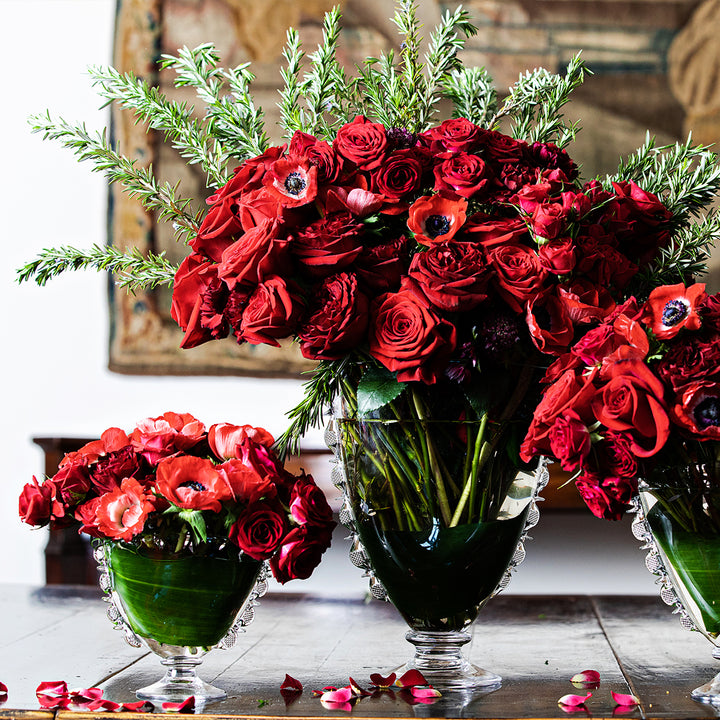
407,195 -> 467,245
263,155 -> 318,207
641,283 -> 706,340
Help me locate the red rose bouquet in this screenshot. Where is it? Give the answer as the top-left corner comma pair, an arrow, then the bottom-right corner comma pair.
18,412 -> 335,583
520,283 -> 720,523
18,3 -> 720,529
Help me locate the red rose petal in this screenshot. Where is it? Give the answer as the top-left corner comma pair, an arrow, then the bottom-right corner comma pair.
320,700 -> 354,712
36,680 -> 68,697
369,672 -> 396,689
280,674 -> 303,692
410,686 -> 442,699
611,691 -> 640,707
122,700 -> 154,712
395,669 -> 428,688
0,682 -> 7,696
162,696 -> 196,713
571,670 -> 600,685
348,677 -> 371,697
85,698 -> 121,712
558,692 -> 592,707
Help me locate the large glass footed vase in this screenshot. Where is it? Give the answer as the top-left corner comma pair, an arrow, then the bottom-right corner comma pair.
95,539 -> 267,705
632,466 -> 720,705
327,408 -> 547,691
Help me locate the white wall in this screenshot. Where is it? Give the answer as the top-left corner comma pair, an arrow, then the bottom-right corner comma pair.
0,0 -> 658,596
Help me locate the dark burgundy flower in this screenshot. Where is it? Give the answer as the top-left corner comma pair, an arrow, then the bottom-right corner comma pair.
298,273 -> 369,360
655,335 -> 720,391
575,472 -> 636,521
91,446 -> 142,494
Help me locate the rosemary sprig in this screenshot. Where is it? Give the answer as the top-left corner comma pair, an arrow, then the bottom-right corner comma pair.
17,244 -> 177,291
442,66 -> 497,127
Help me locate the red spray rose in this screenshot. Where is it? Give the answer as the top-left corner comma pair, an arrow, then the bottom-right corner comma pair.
229,499 -> 288,560
19,477 -> 54,526
368,282 -> 457,383
298,273 -> 369,360
488,243 -> 548,313
548,410 -> 592,472
575,472 -> 636,521
289,473 -> 336,527
433,152 -> 492,199
269,524 -> 334,584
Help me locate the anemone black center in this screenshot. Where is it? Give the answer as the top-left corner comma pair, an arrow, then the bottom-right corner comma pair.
662,299 -> 689,327
426,214 -> 451,238
179,481 -> 206,492
694,397 -> 720,428
284,171 -> 307,196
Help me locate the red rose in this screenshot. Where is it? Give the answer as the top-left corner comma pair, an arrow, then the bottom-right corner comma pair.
479,128 -> 527,163
354,235 -> 410,293
640,283 -> 706,340
130,412 -> 206,464
670,381 -> 720,439
422,118 -> 481,152
269,524 -> 333,584
155,455 -> 226,511
601,431 -> 638,479
333,115 -> 388,171
530,201 -> 568,240
171,254 -> 229,350
407,195 -> 467,246
95,477 -> 156,541
408,241 -> 490,312
209,423 -> 274,460
217,459 -> 277,504
526,292 -> 574,356
488,243 -> 547,313
538,238 -> 576,275
298,273 -> 369,360
289,131 -> 341,184
557,280 -> 616,326
238,276 -> 305,347
592,358 -> 670,457
528,141 -> 578,180
19,477 -> 54,526
217,218 -> 291,291
548,409 -> 591,472
291,213 -> 364,278
75,495 -> 104,538
368,283 -> 457,384
575,472 -> 636,521
229,500 -> 288,560
520,366 -> 599,462
460,213 -> 529,249
575,232 -> 638,289
433,152 -> 492,199
237,438 -> 290,489
235,187 -> 283,232
52,462 -> 92,508
289,473 -> 335,528
91,446 -> 143,494
263,154 -> 318,207
373,149 -> 423,200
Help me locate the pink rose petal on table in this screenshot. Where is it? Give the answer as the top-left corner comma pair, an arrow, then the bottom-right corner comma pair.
320,699 -> 354,712
280,674 -> 303,692
162,696 -> 196,713
410,686 -> 442,699
395,669 -> 428,688
558,692 -> 592,707
571,670 -> 601,688
321,686 -> 354,704
369,672 -> 396,689
611,691 -> 640,707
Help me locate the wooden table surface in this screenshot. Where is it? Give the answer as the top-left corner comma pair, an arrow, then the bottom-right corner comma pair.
2,585 -> 719,719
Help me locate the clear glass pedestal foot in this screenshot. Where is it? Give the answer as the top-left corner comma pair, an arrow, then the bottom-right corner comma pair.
691,649 -> 720,705
136,657 -> 225,703
395,630 -> 502,691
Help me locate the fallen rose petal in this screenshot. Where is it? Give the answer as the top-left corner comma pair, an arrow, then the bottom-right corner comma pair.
558,692 -> 592,707
280,674 -> 303,692
611,691 -> 640,707
397,688 -> 440,706
348,677 -> 371,697
571,670 -> 601,687
70,687 -> 105,704
85,698 -> 121,712
122,700 -> 154,712
410,686 -> 442,699
321,686 -> 354,703
37,695 -> 71,710
0,682 -> 7,696
369,672 -> 396,688
320,699 -> 354,712
36,680 -> 68,698
395,669 -> 428,688
162,696 -> 196,713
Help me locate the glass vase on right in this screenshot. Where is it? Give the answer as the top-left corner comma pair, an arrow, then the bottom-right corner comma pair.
633,464 -> 720,704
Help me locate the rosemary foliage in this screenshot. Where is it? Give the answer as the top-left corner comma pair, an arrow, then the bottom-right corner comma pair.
17,244 -> 177,291
29,112 -> 201,243
443,66 -> 497,127
492,53 -> 587,148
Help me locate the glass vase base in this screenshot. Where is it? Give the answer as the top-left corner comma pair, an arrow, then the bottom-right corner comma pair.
135,660 -> 226,704
398,630 -> 502,691
691,671 -> 720,705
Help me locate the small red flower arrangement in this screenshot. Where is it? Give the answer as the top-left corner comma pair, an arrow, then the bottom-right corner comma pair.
520,283 -> 720,520
18,412 -> 335,583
